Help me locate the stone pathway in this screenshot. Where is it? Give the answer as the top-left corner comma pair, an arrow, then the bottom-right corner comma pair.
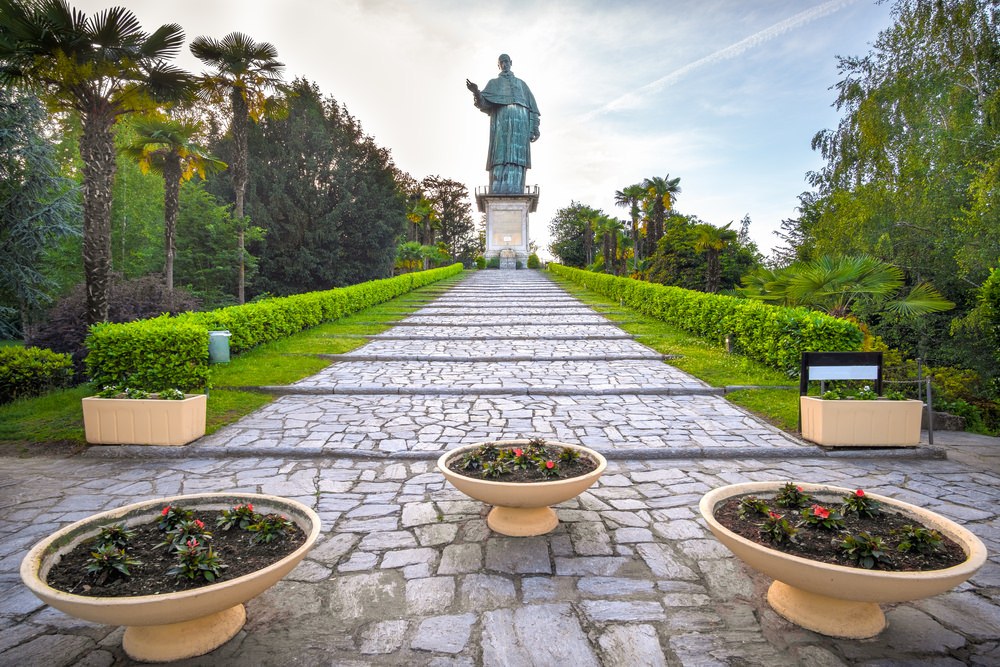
1,270 -> 998,666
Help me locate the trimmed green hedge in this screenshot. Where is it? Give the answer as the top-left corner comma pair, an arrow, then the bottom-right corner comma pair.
0,346 -> 74,404
550,264 -> 862,374
86,264 -> 463,391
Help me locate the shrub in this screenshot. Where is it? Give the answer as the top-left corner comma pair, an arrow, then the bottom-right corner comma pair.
0,346 -> 74,403
85,264 -> 463,390
550,264 -> 862,374
27,275 -> 200,378
526,253 -> 541,269
475,255 -> 486,270
486,257 -> 500,269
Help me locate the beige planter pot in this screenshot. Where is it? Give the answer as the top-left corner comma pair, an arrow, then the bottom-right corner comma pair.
800,396 -> 923,446
438,440 -> 607,536
20,493 -> 321,662
700,482 -> 987,639
82,394 -> 207,446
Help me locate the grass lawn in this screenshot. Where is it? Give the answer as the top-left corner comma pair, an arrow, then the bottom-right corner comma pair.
0,274 -> 466,448
549,273 -> 801,432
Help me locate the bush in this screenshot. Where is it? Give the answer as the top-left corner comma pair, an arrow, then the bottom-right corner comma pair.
486,257 -> 500,269
526,253 -> 541,269
27,275 -> 200,379
550,264 -> 863,374
85,264 -> 464,390
0,346 -> 74,404
475,255 -> 486,270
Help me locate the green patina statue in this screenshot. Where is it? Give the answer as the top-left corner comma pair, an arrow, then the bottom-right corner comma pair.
466,54 -> 540,194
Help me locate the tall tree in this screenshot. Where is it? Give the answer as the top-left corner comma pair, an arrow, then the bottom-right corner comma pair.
0,88 -> 79,338
422,176 -> 477,264
0,0 -> 191,324
123,115 -> 226,291
692,222 -> 737,293
190,31 -> 285,304
641,175 -> 681,251
548,201 -> 599,268
614,183 -> 646,268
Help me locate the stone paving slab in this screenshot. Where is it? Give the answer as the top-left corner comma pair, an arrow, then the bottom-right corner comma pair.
338,337 -> 661,359
2,454 -> 998,666
144,393 -> 810,457
291,359 -> 710,392
370,325 -> 633,339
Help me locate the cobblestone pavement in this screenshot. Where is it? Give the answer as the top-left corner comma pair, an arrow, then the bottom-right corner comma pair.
1,270 -> 998,666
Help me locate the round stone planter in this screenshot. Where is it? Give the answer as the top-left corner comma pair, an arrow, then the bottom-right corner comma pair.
699,482 -> 987,639
20,493 -> 321,662
437,440 -> 607,536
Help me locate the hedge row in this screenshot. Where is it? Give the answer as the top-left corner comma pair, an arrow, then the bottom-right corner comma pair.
550,264 -> 863,374
0,346 -> 74,404
86,264 -> 463,391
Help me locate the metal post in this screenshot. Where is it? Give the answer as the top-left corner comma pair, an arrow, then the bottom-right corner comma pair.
926,377 -> 934,446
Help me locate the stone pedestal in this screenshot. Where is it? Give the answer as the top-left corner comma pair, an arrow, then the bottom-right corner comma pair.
476,186 -> 539,267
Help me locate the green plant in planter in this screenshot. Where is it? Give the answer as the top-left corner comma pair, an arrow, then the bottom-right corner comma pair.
774,483 -> 812,508
800,504 -> 846,530
85,544 -> 141,584
895,524 -> 944,554
96,523 -> 136,550
760,511 -> 798,545
167,538 -> 226,582
738,495 -> 771,519
842,489 -> 881,518
839,532 -> 893,569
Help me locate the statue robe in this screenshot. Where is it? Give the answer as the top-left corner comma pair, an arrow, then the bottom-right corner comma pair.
475,71 -> 540,193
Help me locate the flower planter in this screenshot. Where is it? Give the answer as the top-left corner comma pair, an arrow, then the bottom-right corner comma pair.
699,482 -> 987,639
799,396 -> 923,447
437,440 -> 607,537
82,394 -> 207,446
20,493 -> 321,662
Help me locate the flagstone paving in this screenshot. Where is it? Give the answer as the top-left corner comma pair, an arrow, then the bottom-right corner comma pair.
1,269 -> 998,666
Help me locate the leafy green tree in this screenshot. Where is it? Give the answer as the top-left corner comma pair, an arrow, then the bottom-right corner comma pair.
0,89 -> 79,338
243,79 -> 404,294
641,175 -> 681,252
692,222 -> 737,293
123,115 -> 226,291
0,0 -> 192,324
191,31 -> 285,304
422,176 -> 477,265
614,183 -> 646,268
548,202 -> 599,268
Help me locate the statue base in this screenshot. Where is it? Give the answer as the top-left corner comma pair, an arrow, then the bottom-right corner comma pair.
476,186 -> 539,267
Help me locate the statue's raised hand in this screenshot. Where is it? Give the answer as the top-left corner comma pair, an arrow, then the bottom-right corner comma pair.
466,79 -> 479,95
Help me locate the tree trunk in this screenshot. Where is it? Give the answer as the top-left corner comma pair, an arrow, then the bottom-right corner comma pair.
231,89 -> 249,304
79,111 -> 117,325
163,153 -> 182,293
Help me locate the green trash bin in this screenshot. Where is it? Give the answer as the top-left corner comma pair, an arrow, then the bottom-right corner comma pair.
208,330 -> 231,364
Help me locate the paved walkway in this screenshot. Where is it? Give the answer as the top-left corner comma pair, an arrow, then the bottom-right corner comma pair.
1,270 -> 998,666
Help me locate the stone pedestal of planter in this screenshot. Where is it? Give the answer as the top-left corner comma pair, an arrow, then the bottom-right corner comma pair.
800,396 -> 923,446
82,394 -> 207,446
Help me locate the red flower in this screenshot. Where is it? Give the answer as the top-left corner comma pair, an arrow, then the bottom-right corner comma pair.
194,519 -> 205,529
796,486 -> 803,492
513,448 -> 523,457
768,512 -> 781,519
246,504 -> 253,512
187,538 -> 199,548
545,460 -> 555,469
161,506 -> 170,516
855,489 -> 865,497
811,504 -> 830,519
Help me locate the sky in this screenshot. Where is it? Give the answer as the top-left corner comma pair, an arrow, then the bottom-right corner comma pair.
74,0 -> 895,259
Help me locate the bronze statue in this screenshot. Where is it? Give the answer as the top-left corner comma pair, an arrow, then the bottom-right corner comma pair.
467,54 -> 540,194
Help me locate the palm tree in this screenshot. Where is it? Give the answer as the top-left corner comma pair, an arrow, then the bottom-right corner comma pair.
0,0 -> 191,324
740,255 -> 955,318
190,32 -> 285,304
692,222 -> 737,293
641,175 -> 681,252
405,195 -> 439,268
614,183 -> 646,268
122,115 -> 226,291
596,215 -> 626,276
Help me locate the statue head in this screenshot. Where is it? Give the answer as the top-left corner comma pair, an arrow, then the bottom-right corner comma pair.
497,53 -> 512,72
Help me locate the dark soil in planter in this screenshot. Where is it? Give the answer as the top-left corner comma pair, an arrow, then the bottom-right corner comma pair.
45,511 -> 305,597
446,443 -> 599,483
714,494 -> 967,572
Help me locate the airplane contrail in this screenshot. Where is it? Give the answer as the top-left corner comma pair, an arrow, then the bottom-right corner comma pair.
588,0 -> 861,118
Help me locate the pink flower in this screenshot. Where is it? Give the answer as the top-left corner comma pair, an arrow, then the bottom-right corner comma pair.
796,486 -> 803,492
545,460 -> 555,469
855,489 -> 865,497
187,538 -> 199,548
811,504 -> 830,519
768,512 -> 781,519
513,448 -> 523,457
246,504 -> 253,512
194,519 -> 204,529
161,506 -> 170,516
